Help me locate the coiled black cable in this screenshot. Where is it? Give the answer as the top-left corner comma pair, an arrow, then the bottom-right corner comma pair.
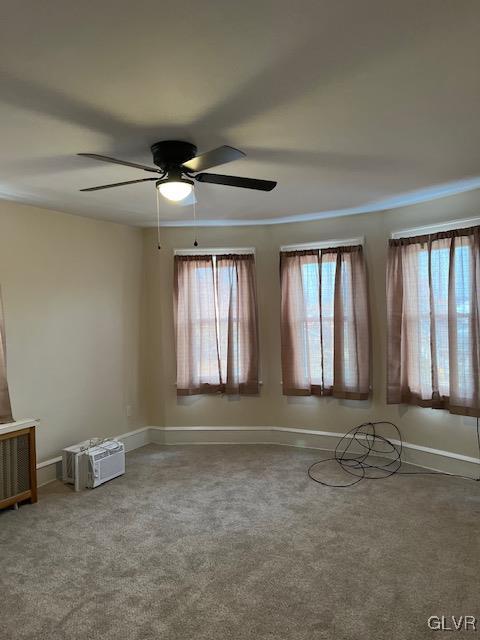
308,420 -> 480,487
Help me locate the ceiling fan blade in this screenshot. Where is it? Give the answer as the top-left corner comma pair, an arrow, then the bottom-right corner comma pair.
182,146 -> 245,172
80,178 -> 158,192
78,153 -> 162,174
195,173 -> 277,191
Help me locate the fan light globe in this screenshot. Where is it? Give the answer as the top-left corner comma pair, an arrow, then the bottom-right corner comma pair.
158,181 -> 192,202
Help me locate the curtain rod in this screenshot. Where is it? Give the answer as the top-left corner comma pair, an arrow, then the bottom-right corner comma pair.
391,217 -> 480,239
174,247 -> 255,256
280,237 -> 364,252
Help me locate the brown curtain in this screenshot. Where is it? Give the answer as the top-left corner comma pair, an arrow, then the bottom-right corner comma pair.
280,245 -> 370,398
0,288 -> 12,423
216,255 -> 259,394
174,254 -> 259,395
387,225 -> 480,417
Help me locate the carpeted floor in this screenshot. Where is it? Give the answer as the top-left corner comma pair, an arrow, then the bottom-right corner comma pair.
1,444 -> 479,639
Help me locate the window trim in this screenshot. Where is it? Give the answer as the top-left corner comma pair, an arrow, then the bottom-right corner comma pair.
391,217 -> 480,239
174,247 -> 255,256
280,237 -> 364,252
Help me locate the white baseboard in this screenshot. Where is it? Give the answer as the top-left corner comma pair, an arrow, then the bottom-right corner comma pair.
36,424 -> 480,486
117,426 -> 151,452
36,457 -> 62,487
151,425 -> 480,479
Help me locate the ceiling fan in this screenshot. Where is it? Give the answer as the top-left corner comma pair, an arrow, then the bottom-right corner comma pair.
78,140 -> 277,202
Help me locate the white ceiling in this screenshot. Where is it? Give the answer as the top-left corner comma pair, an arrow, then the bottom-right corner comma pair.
0,0 -> 479,227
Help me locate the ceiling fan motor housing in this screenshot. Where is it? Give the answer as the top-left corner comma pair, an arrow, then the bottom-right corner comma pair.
150,140 -> 197,170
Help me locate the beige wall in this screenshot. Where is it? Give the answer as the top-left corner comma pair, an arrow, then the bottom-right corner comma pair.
0,200 -> 146,462
2,190 -> 479,465
143,189 -> 480,459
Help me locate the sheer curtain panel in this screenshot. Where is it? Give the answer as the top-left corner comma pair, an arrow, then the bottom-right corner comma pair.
387,225 -> 480,416
216,255 -> 259,394
280,246 -> 370,398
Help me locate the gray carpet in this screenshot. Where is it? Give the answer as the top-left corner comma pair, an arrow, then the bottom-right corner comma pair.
1,444 -> 479,639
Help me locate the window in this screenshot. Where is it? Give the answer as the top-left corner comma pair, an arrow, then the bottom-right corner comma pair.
280,244 -> 370,398
174,252 -> 259,395
387,225 -> 480,416
0,288 -> 12,423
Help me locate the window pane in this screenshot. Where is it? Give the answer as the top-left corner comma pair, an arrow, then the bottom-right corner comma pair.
191,266 -> 219,384
401,246 -> 432,398
300,257 -> 337,388
216,263 -> 240,383
320,258 -> 336,388
453,243 -> 473,400
430,245 -> 450,396
301,261 -> 322,384
339,256 -> 357,389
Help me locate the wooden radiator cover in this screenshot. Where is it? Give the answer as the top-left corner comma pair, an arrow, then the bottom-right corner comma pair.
0,426 -> 37,510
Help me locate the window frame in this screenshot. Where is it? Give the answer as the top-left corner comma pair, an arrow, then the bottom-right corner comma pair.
173,248 -> 259,394
387,220 -> 480,416
280,239 -> 370,399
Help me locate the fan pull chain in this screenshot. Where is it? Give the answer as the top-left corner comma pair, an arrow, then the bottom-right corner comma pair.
156,187 -> 161,250
193,185 -> 198,247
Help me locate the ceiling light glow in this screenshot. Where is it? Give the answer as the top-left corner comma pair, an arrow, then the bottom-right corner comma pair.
158,180 -> 193,202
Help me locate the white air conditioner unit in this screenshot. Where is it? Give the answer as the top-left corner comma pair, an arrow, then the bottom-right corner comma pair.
84,441 -> 125,489
62,440 -> 125,491
62,440 -> 90,491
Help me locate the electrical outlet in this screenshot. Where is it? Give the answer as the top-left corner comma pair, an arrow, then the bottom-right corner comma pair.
126,405 -> 133,418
